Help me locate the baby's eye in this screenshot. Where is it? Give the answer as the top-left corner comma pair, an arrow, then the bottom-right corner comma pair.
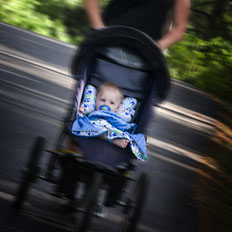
110,101 -> 115,105
101,98 -> 106,102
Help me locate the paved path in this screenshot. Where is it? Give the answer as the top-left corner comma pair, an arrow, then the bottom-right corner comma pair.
0,22 -> 218,232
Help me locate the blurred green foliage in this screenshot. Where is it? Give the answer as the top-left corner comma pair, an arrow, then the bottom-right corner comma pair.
0,0 -> 231,111
167,35 -> 232,110
0,0 -> 92,43
167,0 -> 232,111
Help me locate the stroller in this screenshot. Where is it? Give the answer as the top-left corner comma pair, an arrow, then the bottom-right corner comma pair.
13,26 -> 170,232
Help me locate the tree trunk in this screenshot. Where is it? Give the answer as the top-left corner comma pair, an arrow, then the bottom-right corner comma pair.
208,0 -> 227,39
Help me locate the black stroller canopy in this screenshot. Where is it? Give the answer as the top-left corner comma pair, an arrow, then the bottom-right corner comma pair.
71,26 -> 170,102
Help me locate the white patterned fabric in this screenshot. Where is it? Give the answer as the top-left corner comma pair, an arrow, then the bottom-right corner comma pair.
117,97 -> 137,122
80,84 -> 97,115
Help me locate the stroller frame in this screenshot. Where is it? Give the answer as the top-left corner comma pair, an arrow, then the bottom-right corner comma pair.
13,26 -> 170,232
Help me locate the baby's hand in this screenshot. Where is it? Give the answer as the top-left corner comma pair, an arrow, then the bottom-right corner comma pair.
113,139 -> 129,148
79,106 -> 86,115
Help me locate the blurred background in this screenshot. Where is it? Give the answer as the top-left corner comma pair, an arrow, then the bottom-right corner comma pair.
0,0 -> 231,112
0,1 -> 231,232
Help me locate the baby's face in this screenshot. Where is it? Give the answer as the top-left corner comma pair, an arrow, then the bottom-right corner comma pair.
96,89 -> 121,112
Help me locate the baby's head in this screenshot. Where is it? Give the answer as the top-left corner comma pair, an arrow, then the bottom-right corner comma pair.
96,82 -> 124,112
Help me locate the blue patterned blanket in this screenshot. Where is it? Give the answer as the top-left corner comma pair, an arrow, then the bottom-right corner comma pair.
72,111 -> 147,161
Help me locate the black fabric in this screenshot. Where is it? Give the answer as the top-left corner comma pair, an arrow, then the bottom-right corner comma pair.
98,46 -> 150,70
103,0 -> 174,40
72,136 -> 135,167
88,57 -> 151,99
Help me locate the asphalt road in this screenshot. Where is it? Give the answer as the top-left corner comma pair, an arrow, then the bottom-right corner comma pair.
0,22 -> 218,232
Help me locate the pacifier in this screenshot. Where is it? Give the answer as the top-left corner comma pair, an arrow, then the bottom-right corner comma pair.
99,105 -> 111,111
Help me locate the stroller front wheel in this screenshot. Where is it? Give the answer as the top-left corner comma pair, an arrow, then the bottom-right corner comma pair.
13,136 -> 45,209
121,172 -> 149,232
74,171 -> 102,232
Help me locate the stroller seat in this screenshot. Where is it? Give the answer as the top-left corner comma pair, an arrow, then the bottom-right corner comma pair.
70,47 -> 154,167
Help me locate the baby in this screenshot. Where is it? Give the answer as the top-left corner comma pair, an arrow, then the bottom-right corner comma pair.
72,82 -> 147,161
79,82 -> 129,148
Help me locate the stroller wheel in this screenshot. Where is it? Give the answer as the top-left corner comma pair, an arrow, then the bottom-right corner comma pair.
74,172 -> 102,232
121,172 -> 149,232
13,136 -> 45,209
